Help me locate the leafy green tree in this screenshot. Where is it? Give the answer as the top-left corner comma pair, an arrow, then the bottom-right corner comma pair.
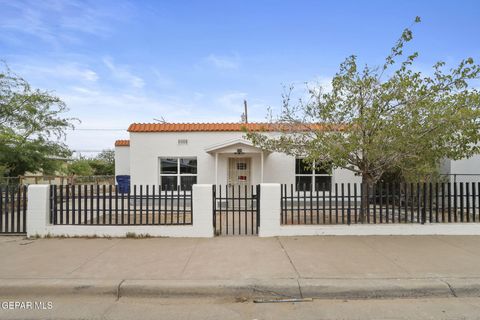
67,159 -> 94,176
0,164 -> 6,177
97,149 -> 114,164
247,17 -> 480,184
64,150 -> 115,177
91,149 -> 115,175
0,63 -> 76,176
246,18 -> 480,221
95,149 -> 115,175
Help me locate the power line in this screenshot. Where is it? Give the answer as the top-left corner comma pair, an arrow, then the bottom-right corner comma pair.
67,128 -> 126,131
72,150 -> 110,152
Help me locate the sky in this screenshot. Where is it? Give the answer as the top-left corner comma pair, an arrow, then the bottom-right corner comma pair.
1,0 -> 479,156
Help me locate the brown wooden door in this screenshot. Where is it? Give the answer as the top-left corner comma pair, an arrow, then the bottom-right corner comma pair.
228,158 -> 251,188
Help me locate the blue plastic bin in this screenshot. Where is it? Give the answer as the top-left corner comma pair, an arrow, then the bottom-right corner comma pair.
116,175 -> 131,193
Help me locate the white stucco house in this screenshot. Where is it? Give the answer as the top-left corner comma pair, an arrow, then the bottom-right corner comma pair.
114,122 -> 361,191
115,122 -> 480,190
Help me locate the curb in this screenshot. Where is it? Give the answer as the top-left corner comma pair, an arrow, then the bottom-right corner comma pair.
442,278 -> 480,297
299,278 -> 451,299
1,278 -> 479,300
119,279 -> 301,299
0,279 -> 119,297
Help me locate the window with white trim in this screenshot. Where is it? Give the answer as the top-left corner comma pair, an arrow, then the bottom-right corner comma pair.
159,157 -> 197,191
295,158 -> 332,191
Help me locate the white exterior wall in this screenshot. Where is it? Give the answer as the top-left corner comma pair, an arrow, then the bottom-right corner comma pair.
115,146 -> 130,176
263,152 -> 295,185
130,132 -> 250,186
128,131 -> 358,187
447,155 -> 480,183
331,168 -> 361,185
26,185 -> 50,236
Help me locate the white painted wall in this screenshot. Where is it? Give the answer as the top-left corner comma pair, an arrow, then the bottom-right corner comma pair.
26,185 -> 50,237
263,152 -> 295,184
130,132 -> 226,186
115,146 -> 130,176
128,131 -> 359,187
448,155 -> 480,183
331,168 -> 361,185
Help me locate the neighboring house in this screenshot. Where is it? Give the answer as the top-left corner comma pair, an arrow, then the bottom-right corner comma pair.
441,155 -> 480,183
114,139 -> 130,176
114,122 -> 480,190
114,122 -> 361,191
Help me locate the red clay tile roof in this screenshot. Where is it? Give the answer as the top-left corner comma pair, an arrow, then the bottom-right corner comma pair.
114,139 -> 130,146
128,123 -> 272,132
127,122 -> 342,132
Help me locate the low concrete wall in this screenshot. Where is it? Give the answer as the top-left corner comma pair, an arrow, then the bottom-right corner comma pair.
27,184 -> 214,238
258,183 -> 480,237
26,185 -> 50,236
27,183 -> 480,237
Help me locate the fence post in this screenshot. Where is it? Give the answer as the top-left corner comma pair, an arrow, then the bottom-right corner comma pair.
258,183 -> 281,237
192,184 -> 214,237
26,185 -> 50,237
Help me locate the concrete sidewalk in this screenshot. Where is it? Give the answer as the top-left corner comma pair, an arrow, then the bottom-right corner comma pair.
1,235 -> 480,299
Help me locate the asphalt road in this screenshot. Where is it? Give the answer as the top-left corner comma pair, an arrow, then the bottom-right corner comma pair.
1,296 -> 480,320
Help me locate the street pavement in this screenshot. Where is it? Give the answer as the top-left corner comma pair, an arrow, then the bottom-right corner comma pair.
1,235 -> 480,313
1,295 -> 480,319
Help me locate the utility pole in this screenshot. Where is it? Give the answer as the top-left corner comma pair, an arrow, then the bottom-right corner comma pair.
243,99 -> 248,123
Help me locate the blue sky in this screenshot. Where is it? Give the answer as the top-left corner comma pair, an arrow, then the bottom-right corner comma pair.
1,0 -> 479,155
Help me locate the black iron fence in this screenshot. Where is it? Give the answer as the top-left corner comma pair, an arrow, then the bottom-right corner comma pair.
0,185 -> 27,234
213,185 -> 260,236
50,185 -> 192,225
281,182 -> 480,225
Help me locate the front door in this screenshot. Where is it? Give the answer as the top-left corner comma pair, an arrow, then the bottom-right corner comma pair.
228,158 -> 251,187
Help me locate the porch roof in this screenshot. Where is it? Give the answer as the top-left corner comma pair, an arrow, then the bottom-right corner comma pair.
205,138 -> 267,154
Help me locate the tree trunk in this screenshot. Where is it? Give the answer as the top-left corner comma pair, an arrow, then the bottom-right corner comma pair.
360,173 -> 374,223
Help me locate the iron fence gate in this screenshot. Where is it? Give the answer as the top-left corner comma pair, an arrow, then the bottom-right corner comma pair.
213,185 -> 260,236
0,185 -> 27,235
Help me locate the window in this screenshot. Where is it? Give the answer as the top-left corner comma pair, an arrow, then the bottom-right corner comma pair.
295,158 -> 332,192
159,157 -> 197,191
237,162 -> 247,170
